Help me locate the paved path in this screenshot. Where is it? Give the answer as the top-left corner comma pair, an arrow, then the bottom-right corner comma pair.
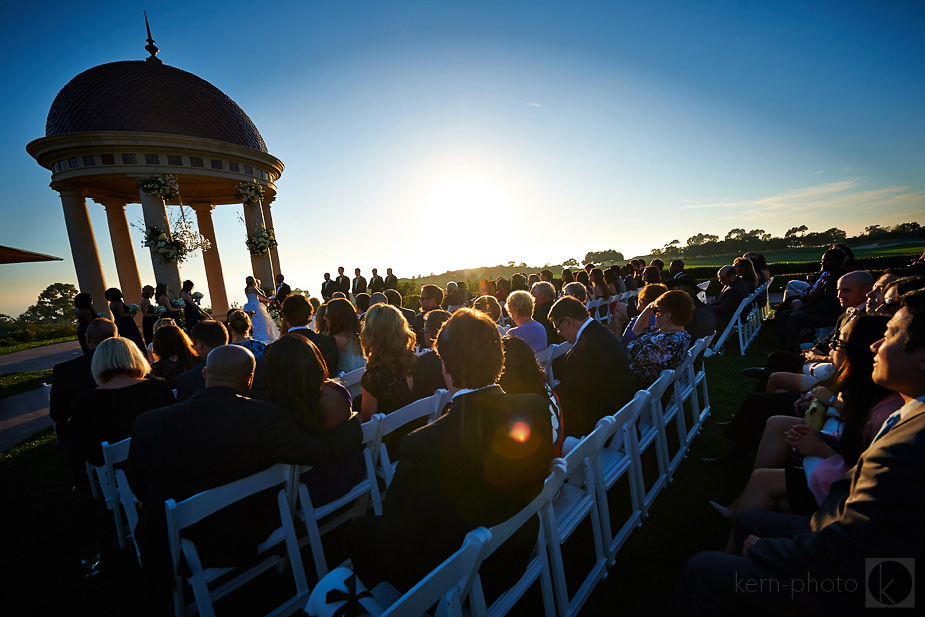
0,340 -> 82,374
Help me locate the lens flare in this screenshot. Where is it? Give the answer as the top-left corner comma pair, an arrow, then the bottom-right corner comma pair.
509,421 -> 531,443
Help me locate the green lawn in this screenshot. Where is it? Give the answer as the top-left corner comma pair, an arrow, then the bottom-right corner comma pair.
0,335 -> 77,356
0,369 -> 53,398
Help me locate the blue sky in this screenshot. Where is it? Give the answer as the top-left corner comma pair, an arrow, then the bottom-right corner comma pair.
1,0 -> 923,315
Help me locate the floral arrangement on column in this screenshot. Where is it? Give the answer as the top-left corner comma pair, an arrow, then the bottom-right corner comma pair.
235,179 -> 265,205
142,226 -> 189,263
136,174 -> 179,201
246,224 -> 278,256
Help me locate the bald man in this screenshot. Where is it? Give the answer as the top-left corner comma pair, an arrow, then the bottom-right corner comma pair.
129,345 -> 362,594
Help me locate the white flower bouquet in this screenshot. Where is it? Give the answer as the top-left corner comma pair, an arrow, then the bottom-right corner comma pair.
245,224 -> 278,256
142,226 -> 189,263
136,174 -> 179,201
235,179 -> 265,205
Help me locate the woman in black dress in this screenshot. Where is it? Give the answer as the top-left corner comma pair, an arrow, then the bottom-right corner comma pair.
149,324 -> 196,389
74,292 -> 99,356
155,282 -> 182,324
139,285 -> 159,346
104,288 -> 145,354
180,280 -> 210,330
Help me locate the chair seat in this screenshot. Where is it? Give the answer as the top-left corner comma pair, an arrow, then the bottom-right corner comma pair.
552,483 -> 596,542
598,449 -> 633,488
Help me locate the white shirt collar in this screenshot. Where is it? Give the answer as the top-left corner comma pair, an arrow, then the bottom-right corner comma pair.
451,383 -> 500,400
575,317 -> 593,343
288,325 -> 310,332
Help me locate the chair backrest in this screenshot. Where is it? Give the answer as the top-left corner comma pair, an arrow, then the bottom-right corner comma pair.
377,389 -> 451,487
646,369 -> 675,404
338,365 -> 366,400
705,296 -> 750,356
563,417 -> 614,477
546,341 -> 574,386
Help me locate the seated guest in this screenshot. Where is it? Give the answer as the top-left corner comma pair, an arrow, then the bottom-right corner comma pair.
649,258 -> 665,280
359,304 -> 444,422
494,277 -> 512,306
621,264 -> 638,291
709,265 -> 750,336
527,273 -> 541,287
354,293 -> 371,320
348,308 -> 553,593
562,281 -> 587,302
743,251 -> 771,285
324,298 -> 366,374
626,290 -> 693,388
227,310 -> 267,358
369,292 -> 388,307
442,281 -> 465,310
281,294 -> 339,374
575,269 -> 593,299
265,334 -> 364,506
129,345 -> 362,597
149,324 -> 196,388
561,268 -> 574,286
506,290 -> 548,351
71,337 -> 174,466
775,249 -> 850,350
604,267 -> 624,294
677,291 -> 925,614
620,283 -> 668,346
474,294 -> 503,324
384,288 -> 417,327
642,265 -> 662,286
457,280 -> 473,304
314,304 -> 328,334
174,321 -> 229,401
666,275 -> 717,363
866,272 -> 900,315
422,309 -> 451,351
668,259 -> 685,280
550,296 -> 634,438
532,281 -> 562,345
589,268 -> 609,299
540,269 -> 559,293
511,273 -> 528,292
499,335 -> 565,456
733,257 -> 759,294
413,284 -> 443,348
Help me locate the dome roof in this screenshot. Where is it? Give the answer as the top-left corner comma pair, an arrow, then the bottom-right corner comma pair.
45,60 -> 268,153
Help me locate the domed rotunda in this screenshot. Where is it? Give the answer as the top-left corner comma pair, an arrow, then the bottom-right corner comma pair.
26,27 -> 284,317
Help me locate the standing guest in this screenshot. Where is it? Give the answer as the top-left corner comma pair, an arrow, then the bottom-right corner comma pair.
74,292 -> 100,356
129,345 -> 362,599
321,273 -> 337,301
506,290 -> 548,351
550,296 -> 634,438
180,280 -> 211,331
325,297 -> 366,374
227,310 -> 267,358
175,321 -> 229,401
532,281 -> 562,345
359,304 -> 444,422
347,309 -> 553,593
71,337 -> 174,466
384,267 -> 398,290
352,268 -> 367,296
139,286 -> 159,347
384,288 -> 416,327
149,324 -> 196,389
105,287 -> 145,354
282,295 -> 339,374
369,268 -> 385,293
335,267 -> 350,295
155,282 -> 182,323
626,290 -> 694,388
413,284 -> 444,348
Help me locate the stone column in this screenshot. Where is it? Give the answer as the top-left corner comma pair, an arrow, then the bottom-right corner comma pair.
191,204 -> 230,318
99,199 -> 143,320
242,201 -> 274,290
261,200 -> 282,279
57,189 -> 110,318
138,189 -> 182,299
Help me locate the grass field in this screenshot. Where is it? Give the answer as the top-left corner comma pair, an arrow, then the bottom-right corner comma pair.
0,369 -> 53,398
0,335 -> 77,356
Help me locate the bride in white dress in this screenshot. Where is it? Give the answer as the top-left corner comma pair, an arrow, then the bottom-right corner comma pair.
242,276 -> 280,343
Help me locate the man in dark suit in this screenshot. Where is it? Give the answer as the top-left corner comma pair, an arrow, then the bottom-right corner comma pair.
348,308 -> 553,592
677,289 -> 925,614
352,268 -> 367,296
369,268 -> 384,293
413,284 -> 444,348
384,267 -> 398,291
531,281 -> 562,345
175,321 -> 229,401
280,294 -> 339,373
668,259 -> 685,280
550,296 -> 634,438
271,273 -> 291,308
335,267 -> 350,295
384,289 -> 416,327
709,265 -> 750,334
129,344 -> 362,595
321,272 -> 337,301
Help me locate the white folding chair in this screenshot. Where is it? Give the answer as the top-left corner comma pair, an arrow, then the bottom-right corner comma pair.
377,390 -> 452,489
638,370 -> 684,494
292,415 -> 384,580
165,464 -> 309,617
467,462 -> 567,617
534,346 -> 554,374
100,437 -> 133,549
761,277 -> 775,320
596,390 -> 648,563
545,342 -> 573,387
114,468 -> 143,566
691,333 -> 715,430
704,296 -> 750,357
337,365 -> 366,400
545,419 -> 612,617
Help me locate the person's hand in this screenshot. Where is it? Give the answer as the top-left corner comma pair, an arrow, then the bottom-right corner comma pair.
794,391 -> 814,414
791,429 -> 836,458
785,423 -> 818,446
742,535 -> 761,557
810,385 -> 834,404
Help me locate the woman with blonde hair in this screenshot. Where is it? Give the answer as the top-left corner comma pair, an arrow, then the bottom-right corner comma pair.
71,337 -> 174,465
359,304 -> 444,423
506,290 -> 547,351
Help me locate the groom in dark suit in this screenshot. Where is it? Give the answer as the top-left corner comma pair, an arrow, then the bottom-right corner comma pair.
677,288 -> 925,614
550,296 -> 634,438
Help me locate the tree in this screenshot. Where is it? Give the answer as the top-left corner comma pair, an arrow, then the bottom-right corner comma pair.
784,225 -> 808,238
18,283 -> 78,325
725,228 -> 746,242
584,249 -> 625,265
891,222 -> 921,234
562,258 -> 579,267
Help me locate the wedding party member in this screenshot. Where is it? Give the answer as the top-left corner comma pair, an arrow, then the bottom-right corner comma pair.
180,280 -> 211,330
104,287 -> 145,354
265,334 -> 364,506
626,290 -> 693,388
368,268 -> 384,293
71,337 -> 174,467
352,268 -> 367,296
175,321 -> 229,401
321,272 -> 337,301
506,290 -> 548,351
242,276 -> 280,343
74,292 -> 100,356
155,282 -> 182,323
325,297 -> 366,373
149,324 -> 196,388
129,345 -> 362,597
227,310 -> 267,358
335,266 -> 350,294
384,267 -> 398,290
281,294 -> 339,374
348,308 -> 554,593
358,304 -> 444,422
139,285 -> 159,346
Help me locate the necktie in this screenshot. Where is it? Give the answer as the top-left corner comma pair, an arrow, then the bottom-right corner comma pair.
873,412 -> 901,443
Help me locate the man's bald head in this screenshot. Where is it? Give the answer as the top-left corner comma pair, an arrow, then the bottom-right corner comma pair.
204,345 -> 256,393
86,318 -> 117,350
837,270 -> 875,309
